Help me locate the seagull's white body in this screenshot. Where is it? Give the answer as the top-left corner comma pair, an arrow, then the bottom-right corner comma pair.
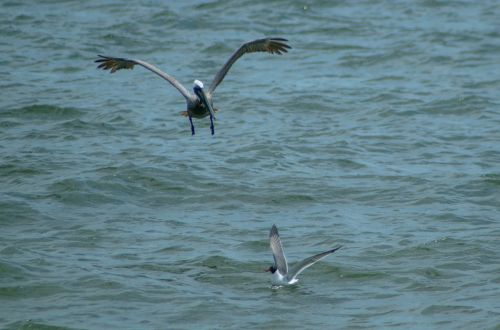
271,269 -> 298,285
267,224 -> 341,286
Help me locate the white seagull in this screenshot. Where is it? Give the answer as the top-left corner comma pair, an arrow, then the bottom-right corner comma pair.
95,38 -> 290,135
266,224 -> 342,286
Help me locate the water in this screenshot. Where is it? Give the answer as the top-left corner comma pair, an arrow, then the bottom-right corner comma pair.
1,0 -> 500,329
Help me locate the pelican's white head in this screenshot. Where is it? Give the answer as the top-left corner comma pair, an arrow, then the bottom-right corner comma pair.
193,80 -> 204,89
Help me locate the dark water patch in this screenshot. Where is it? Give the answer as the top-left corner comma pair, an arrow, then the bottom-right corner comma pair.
0,199 -> 43,224
0,283 -> 65,299
403,282 -> 453,293
482,173 -> 500,185
149,9 -> 178,26
420,95 -> 491,115
111,253 -> 140,261
421,304 -> 481,316
121,262 -> 179,274
0,105 -> 84,120
462,79 -> 500,90
196,255 -> 237,270
56,118 -> 117,133
236,239 -> 267,253
194,0 -> 230,11
435,262 -> 478,271
0,163 -> 48,179
415,266 -> 443,279
386,242 -> 436,261
91,165 -> 197,207
0,261 -> 27,282
52,66 -> 83,74
336,267 -> 388,281
280,96 -> 334,117
1,2 -> 24,7
0,120 -> 21,128
203,40 -> 237,55
46,178 -> 124,206
366,75 -> 406,83
96,33 -> 146,49
87,289 -> 162,303
338,47 -> 416,68
75,277 -> 125,291
4,320 -> 79,330
155,245 -> 194,254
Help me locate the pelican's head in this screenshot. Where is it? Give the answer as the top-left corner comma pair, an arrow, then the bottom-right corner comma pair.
193,79 -> 204,91
192,79 -> 216,122
193,79 -> 205,98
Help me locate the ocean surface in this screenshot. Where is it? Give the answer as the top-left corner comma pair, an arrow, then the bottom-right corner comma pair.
1,0 -> 500,329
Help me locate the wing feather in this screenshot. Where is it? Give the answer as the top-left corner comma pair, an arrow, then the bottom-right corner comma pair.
269,224 -> 288,275
208,38 -> 291,94
288,246 -> 342,281
95,55 -> 193,101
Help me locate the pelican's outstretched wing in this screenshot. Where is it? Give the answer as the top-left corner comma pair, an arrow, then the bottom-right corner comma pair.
95,55 -> 193,101
208,38 -> 290,94
269,224 -> 289,275
288,246 -> 342,281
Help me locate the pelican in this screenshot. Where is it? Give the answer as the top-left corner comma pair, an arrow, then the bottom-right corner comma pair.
95,38 -> 290,135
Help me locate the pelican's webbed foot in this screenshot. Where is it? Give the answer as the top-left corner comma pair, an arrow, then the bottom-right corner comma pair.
189,116 -> 195,135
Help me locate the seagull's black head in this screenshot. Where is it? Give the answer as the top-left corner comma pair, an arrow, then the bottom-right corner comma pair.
265,265 -> 277,273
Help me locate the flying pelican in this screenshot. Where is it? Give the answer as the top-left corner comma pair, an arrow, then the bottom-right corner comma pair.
95,38 -> 290,135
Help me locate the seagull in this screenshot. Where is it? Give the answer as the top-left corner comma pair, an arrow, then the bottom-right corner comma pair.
95,38 -> 290,135
266,224 -> 342,286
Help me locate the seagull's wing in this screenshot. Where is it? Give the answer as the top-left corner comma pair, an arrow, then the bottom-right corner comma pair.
288,246 -> 342,281
208,38 -> 291,94
269,224 -> 288,275
95,55 -> 193,101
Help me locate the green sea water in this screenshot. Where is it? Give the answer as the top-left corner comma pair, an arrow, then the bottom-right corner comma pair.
1,1 -> 500,329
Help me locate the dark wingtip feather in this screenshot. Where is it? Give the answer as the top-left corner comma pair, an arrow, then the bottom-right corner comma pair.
270,37 -> 288,42
94,55 -> 108,63
270,38 -> 291,48
329,245 -> 342,253
269,38 -> 291,55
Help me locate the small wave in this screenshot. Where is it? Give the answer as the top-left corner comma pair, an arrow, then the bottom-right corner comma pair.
0,104 -> 84,120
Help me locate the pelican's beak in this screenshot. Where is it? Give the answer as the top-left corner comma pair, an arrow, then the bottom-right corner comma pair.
198,87 -> 216,135
198,88 -> 215,120
194,82 -> 216,135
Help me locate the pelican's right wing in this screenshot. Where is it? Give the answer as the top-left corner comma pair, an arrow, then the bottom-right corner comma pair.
95,55 -> 193,101
270,224 -> 289,275
208,38 -> 290,94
